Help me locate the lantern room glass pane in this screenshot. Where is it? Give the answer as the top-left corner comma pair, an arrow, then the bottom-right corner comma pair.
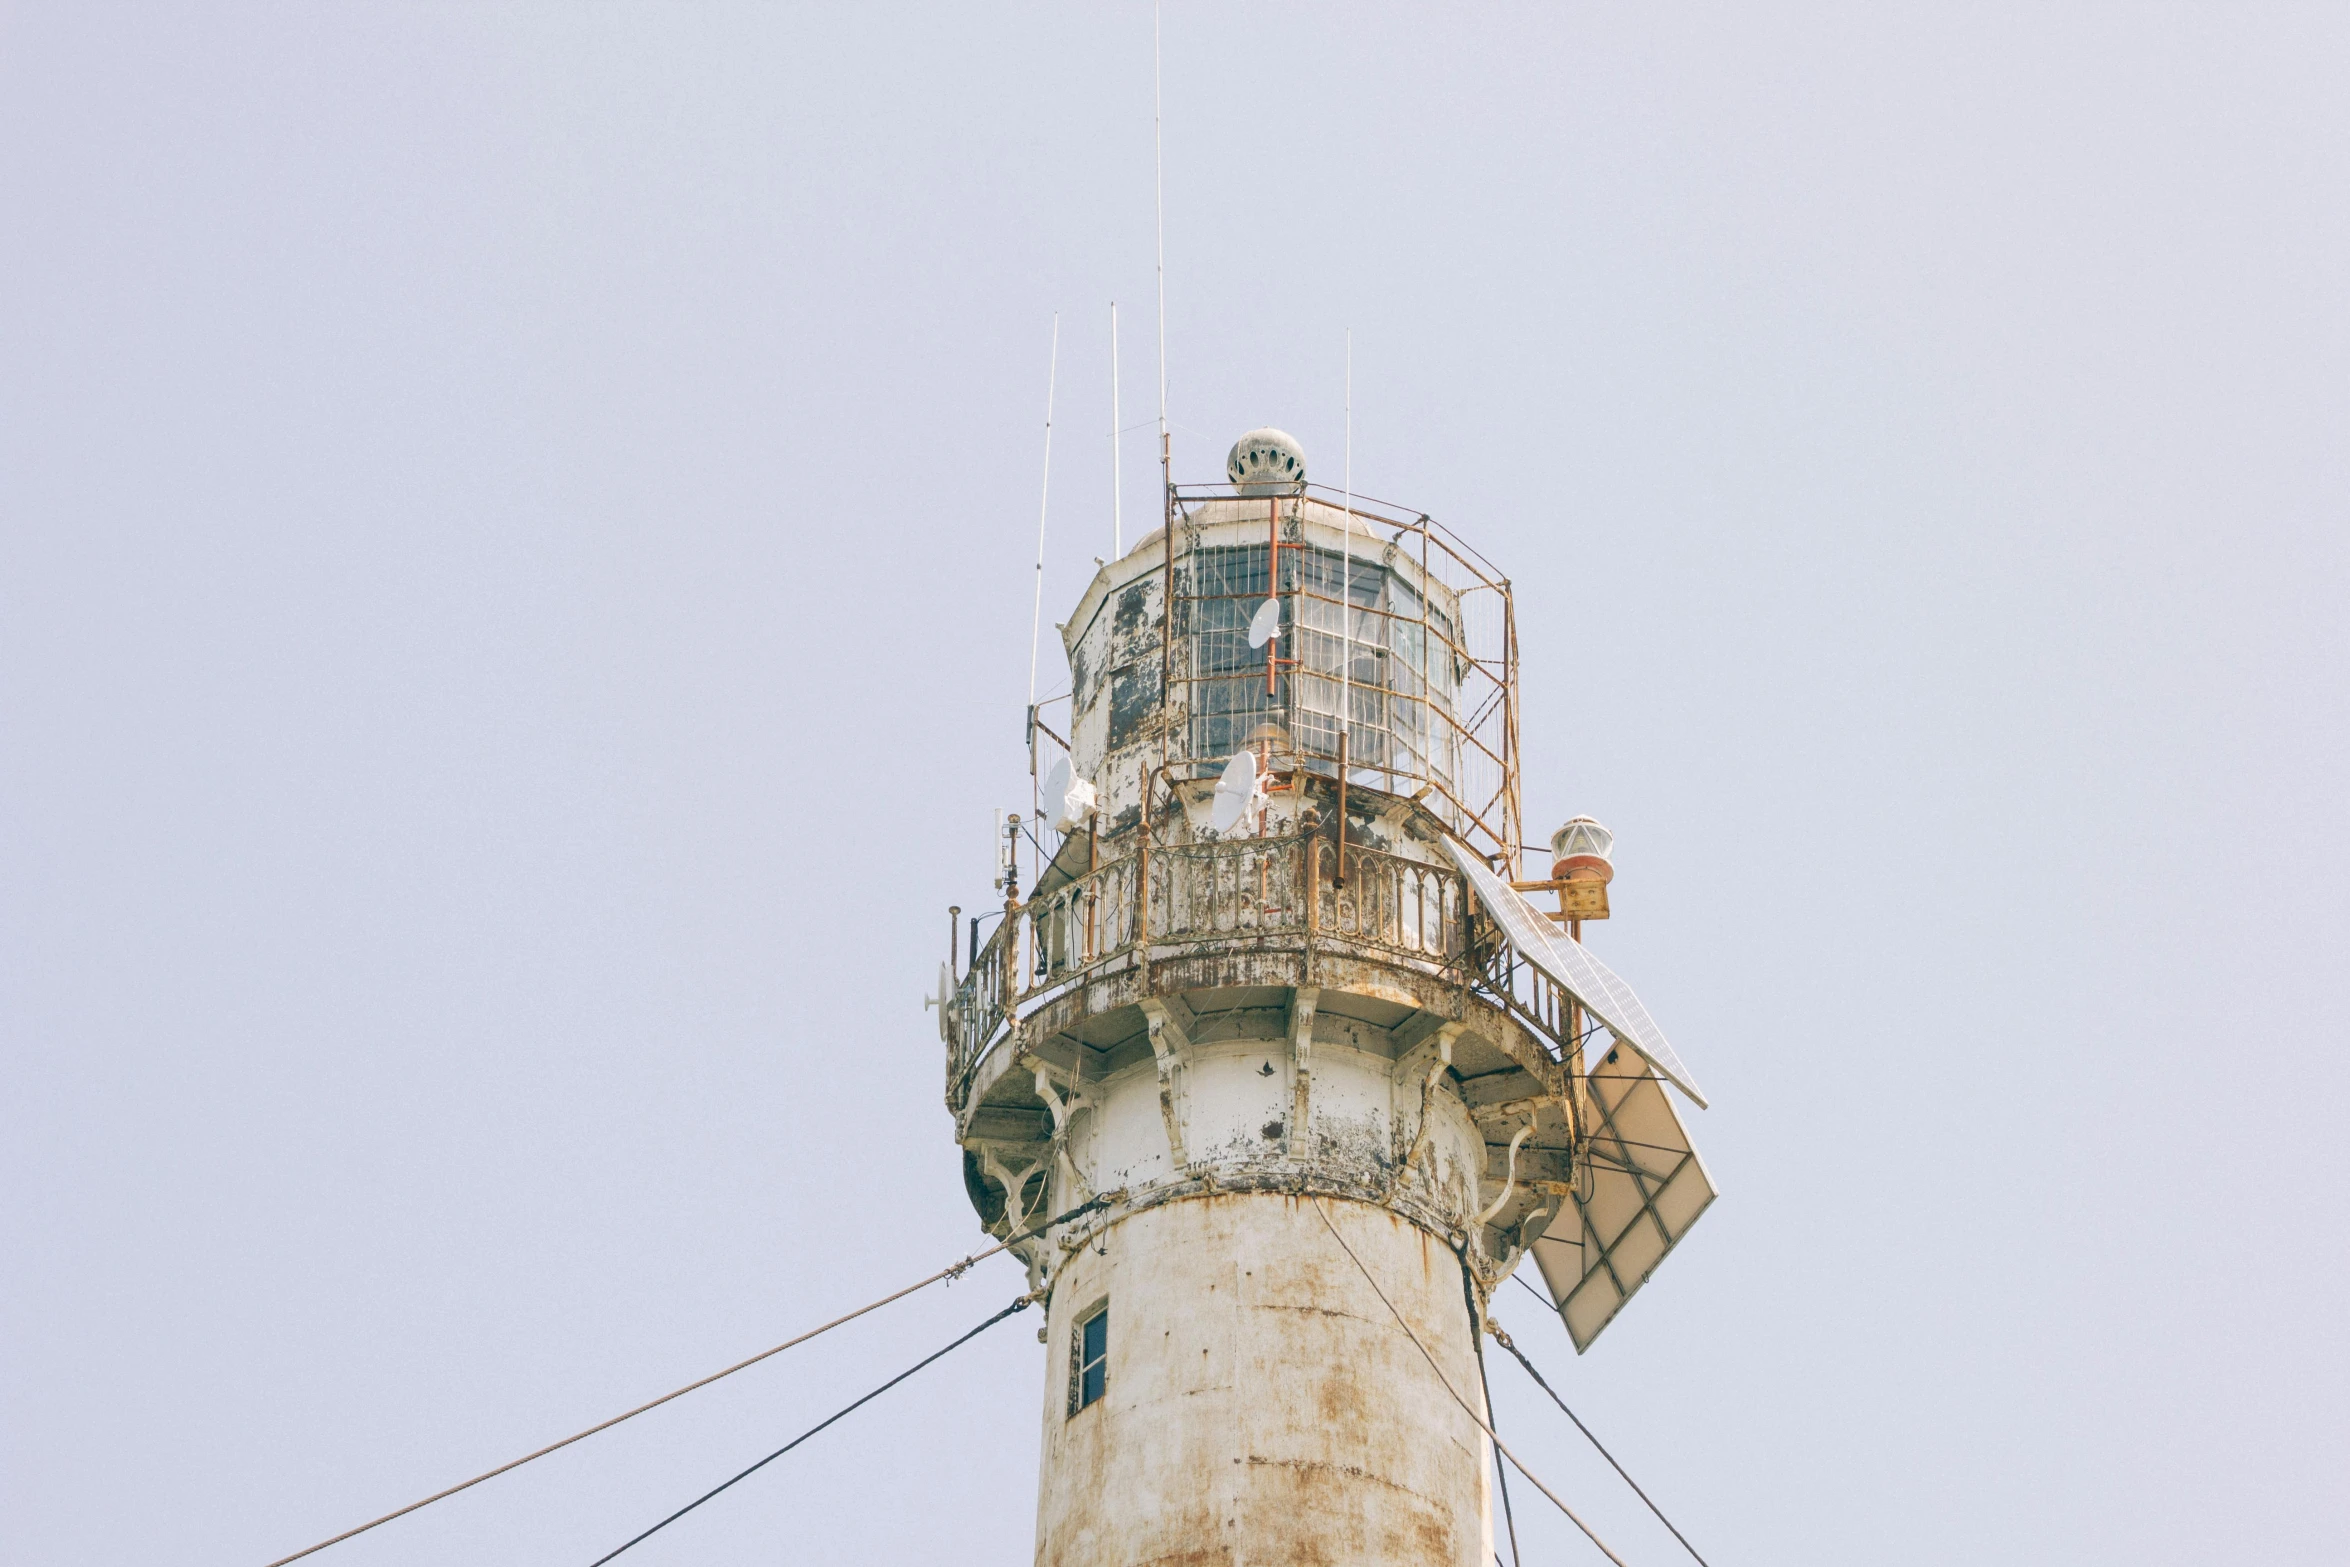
1183,543 -> 1460,802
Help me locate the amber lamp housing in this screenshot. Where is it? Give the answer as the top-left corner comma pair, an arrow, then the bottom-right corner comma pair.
1549,816 -> 1616,884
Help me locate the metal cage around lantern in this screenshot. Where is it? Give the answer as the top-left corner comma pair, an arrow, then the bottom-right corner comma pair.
1164,481 -> 1522,869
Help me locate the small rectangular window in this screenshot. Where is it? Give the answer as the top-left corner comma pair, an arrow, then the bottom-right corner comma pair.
1070,1304 -> 1107,1414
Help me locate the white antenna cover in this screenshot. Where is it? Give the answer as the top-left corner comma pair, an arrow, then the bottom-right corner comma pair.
1059,777 -> 1099,832
1209,748 -> 1259,833
1246,596 -> 1281,649
1047,758 -> 1099,832
924,961 -> 954,1042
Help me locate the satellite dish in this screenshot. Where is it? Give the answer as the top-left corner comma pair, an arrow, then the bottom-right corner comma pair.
1209,748 -> 1259,833
1041,756 -> 1099,832
923,961 -> 954,1042
1246,596 -> 1282,649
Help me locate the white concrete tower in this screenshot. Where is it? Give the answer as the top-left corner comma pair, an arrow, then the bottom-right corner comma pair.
936,431 -> 1715,1564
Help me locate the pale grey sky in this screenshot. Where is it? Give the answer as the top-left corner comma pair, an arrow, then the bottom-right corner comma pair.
5,6 -> 2346,1564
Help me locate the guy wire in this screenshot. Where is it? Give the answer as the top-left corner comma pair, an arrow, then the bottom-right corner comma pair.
588,1291 -> 1039,1565
1503,1274 -> 1713,1567
259,1192 -> 1118,1566
1311,1198 -> 1626,1565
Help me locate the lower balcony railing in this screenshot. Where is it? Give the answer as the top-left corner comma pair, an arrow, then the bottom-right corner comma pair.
944,832 -> 1475,1098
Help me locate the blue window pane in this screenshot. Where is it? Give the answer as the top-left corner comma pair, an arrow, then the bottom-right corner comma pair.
1076,1307 -> 1108,1410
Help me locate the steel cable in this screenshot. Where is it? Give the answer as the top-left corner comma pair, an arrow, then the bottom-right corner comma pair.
260,1192 -> 1118,1566
1476,1332 -> 1524,1567
588,1292 -> 1036,1565
1502,1274 -> 1713,1567
1310,1198 -> 1626,1566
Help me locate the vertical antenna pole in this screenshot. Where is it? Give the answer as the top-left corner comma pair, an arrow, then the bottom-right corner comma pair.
1266,498 -> 1279,697
1338,328 -> 1351,886
1110,301 -> 1123,557
1504,585 -> 1521,875
1154,0 -> 1176,781
1028,315 -> 1061,837
1154,0 -> 1169,499
1027,314 -> 1061,715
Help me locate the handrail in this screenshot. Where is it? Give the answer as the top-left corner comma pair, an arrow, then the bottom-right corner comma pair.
944,831 -> 1474,1105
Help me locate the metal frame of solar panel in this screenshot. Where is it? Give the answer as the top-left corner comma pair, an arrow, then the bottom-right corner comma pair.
1443,839 -> 1707,1108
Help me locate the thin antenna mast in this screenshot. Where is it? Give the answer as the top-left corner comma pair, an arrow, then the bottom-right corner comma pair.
1110,301 -> 1122,556
1153,0 -> 1169,495
1027,312 -> 1061,727
1343,328 -> 1353,716
1338,330 -> 1353,885
1152,1 -> 1175,794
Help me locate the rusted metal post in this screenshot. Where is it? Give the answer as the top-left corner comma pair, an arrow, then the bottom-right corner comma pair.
1334,730 -> 1348,888
1161,435 -> 1174,721
1562,880 -> 1591,1162
1305,834 -> 1321,938
1137,758 -> 1152,989
1003,814 -> 1023,1016
1266,495 -> 1280,697
1501,581 -> 1521,867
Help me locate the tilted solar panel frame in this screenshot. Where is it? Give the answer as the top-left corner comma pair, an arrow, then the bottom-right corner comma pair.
1443,838 -> 1708,1108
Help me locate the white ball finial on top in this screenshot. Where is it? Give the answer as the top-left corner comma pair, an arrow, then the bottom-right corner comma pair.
1226,428 -> 1307,496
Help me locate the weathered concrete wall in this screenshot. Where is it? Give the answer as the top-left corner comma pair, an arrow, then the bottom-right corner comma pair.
1035,1193 -> 1491,1567
1068,1024 -> 1482,1213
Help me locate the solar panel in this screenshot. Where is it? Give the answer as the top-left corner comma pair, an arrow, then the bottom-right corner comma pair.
1527,1045 -> 1717,1352
1443,838 -> 1708,1108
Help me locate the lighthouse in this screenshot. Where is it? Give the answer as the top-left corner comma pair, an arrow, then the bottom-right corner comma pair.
937,430 -> 1715,1564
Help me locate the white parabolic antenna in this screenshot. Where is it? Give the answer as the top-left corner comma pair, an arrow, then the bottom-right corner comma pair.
1048,758 -> 1098,833
1246,596 -> 1281,649
923,961 -> 953,1042
1209,748 -> 1258,833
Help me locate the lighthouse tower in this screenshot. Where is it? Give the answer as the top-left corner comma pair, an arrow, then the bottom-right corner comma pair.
936,431 -> 1715,1564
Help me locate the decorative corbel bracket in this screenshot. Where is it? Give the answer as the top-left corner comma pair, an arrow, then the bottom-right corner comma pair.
1395,1020 -> 1464,1188
1287,986 -> 1319,1154
1031,1059 -> 1095,1203
1137,995 -> 1195,1169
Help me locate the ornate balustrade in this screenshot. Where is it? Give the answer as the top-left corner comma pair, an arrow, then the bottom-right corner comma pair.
945,831 -> 1486,1099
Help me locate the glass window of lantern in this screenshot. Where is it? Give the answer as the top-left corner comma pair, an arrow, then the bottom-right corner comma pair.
1285,547 -> 1455,795
1184,543 -> 1460,796
1185,545 -> 1279,761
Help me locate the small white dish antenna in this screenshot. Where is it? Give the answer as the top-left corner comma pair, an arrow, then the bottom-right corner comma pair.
1210,748 -> 1260,834
1246,596 -> 1281,649
1048,758 -> 1099,832
923,961 -> 954,1041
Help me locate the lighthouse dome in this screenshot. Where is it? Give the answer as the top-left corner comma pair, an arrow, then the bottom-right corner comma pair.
1226,428 -> 1307,496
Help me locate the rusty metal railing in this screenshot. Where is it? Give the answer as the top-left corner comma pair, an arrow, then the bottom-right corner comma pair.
1309,838 -> 1470,968
945,832 -> 1476,1104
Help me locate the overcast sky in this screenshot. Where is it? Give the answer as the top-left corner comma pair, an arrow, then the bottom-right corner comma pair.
5,6 -> 2346,1565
